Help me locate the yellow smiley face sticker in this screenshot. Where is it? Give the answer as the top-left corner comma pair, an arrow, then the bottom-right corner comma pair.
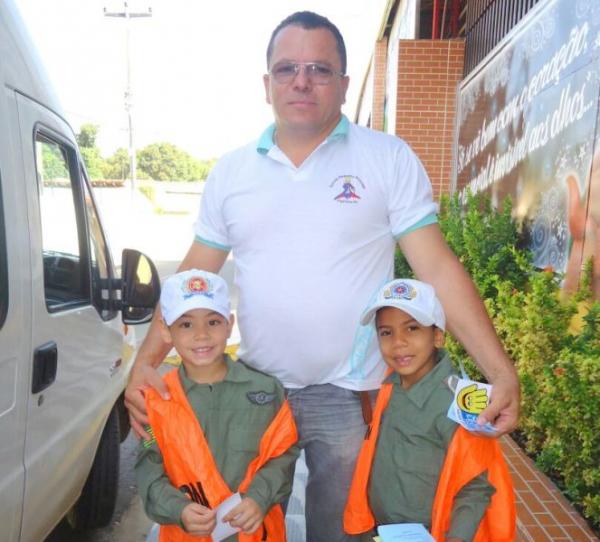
456,383 -> 489,414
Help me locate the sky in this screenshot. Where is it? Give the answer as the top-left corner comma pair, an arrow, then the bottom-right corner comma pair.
16,0 -> 387,160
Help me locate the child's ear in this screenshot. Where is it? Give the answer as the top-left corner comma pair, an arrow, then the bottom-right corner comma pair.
159,319 -> 173,344
227,313 -> 236,338
434,327 -> 445,348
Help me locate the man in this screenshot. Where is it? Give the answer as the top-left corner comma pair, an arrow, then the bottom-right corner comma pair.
126,11 -> 520,542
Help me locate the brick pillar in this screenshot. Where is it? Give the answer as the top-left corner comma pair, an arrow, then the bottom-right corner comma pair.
371,37 -> 388,132
395,39 -> 465,198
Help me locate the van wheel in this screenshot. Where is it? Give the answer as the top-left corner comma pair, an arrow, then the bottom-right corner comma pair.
67,406 -> 120,530
116,393 -> 131,443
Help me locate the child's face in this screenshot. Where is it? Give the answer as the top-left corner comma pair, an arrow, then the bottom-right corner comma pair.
376,306 -> 444,389
161,308 -> 233,375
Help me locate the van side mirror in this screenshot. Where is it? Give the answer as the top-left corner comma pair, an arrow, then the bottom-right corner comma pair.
120,249 -> 161,325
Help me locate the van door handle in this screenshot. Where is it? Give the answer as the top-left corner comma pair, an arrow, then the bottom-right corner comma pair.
32,341 -> 58,394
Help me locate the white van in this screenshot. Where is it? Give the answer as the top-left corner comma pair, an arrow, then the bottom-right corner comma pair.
0,1 -> 161,540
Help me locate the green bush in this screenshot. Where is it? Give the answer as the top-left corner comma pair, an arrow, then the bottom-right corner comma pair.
395,192 -> 529,296
533,302 -> 600,522
138,184 -> 155,203
395,192 -> 600,526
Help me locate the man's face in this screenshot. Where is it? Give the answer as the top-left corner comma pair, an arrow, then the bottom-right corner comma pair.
263,25 -> 349,136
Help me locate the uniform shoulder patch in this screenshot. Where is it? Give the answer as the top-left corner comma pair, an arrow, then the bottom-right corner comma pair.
246,391 -> 276,405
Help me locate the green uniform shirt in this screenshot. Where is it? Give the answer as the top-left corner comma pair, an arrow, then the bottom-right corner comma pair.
368,351 -> 495,542
135,356 -> 299,539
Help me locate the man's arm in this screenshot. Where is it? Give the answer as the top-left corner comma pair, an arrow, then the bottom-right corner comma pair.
398,223 -> 520,435
125,241 -> 229,438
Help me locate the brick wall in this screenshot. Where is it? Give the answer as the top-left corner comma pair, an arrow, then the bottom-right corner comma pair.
371,37 -> 388,132
395,39 -> 465,198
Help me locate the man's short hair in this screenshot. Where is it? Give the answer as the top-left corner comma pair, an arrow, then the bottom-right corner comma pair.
266,11 -> 347,74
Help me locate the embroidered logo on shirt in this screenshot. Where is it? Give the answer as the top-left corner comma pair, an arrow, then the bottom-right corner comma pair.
246,391 -> 276,405
383,282 -> 417,300
330,175 -> 365,203
182,276 -> 214,299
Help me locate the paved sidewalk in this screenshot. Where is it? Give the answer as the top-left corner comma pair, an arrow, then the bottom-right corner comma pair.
501,437 -> 599,542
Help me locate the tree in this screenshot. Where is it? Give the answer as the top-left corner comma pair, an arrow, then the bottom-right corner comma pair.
40,143 -> 68,180
80,147 -> 105,180
76,123 -> 99,149
74,124 -> 215,181
76,124 -> 107,180
103,147 -> 130,180
137,142 -> 212,181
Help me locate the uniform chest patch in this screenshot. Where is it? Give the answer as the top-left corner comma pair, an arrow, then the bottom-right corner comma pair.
246,391 -> 276,405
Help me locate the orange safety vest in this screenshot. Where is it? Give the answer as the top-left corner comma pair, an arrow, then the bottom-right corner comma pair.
344,378 -> 516,541
145,368 -> 298,542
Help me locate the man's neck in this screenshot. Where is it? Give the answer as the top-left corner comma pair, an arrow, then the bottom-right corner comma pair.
275,115 -> 342,167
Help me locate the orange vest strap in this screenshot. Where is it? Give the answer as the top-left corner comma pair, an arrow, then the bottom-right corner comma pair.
430,427 -> 516,541
343,381 -> 393,534
239,399 -> 298,493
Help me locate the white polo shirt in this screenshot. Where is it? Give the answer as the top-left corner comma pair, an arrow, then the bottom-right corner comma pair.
195,116 -> 437,390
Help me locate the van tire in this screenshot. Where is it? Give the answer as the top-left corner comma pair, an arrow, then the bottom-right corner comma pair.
67,406 -> 120,530
116,393 -> 131,443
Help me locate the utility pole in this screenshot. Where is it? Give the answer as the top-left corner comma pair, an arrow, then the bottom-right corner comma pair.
104,2 -> 152,193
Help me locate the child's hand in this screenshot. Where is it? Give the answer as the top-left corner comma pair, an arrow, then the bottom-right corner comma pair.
222,496 -> 264,534
181,503 -> 216,537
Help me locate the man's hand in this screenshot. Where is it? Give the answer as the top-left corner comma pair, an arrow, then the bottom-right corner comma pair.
222,497 -> 264,534
476,366 -> 520,435
181,503 -> 216,537
125,362 -> 169,439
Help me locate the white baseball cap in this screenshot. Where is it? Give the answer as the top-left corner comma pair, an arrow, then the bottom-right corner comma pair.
160,269 -> 231,326
360,278 -> 445,330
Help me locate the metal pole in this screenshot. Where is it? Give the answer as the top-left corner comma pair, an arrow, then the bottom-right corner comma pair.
432,0 -> 441,39
104,2 -> 151,195
125,3 -> 136,191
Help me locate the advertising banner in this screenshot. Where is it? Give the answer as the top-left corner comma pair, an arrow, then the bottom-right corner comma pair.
456,0 -> 600,297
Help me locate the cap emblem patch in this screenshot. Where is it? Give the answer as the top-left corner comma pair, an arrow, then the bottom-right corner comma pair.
383,282 -> 417,301
182,276 -> 213,299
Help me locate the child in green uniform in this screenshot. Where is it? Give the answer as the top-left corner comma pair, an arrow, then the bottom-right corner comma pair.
344,278 -> 515,542
135,269 -> 298,541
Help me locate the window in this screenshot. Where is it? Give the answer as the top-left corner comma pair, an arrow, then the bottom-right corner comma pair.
36,134 -> 89,310
81,168 -> 117,320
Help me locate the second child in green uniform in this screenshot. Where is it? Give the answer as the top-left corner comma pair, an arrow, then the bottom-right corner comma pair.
344,278 -> 515,542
